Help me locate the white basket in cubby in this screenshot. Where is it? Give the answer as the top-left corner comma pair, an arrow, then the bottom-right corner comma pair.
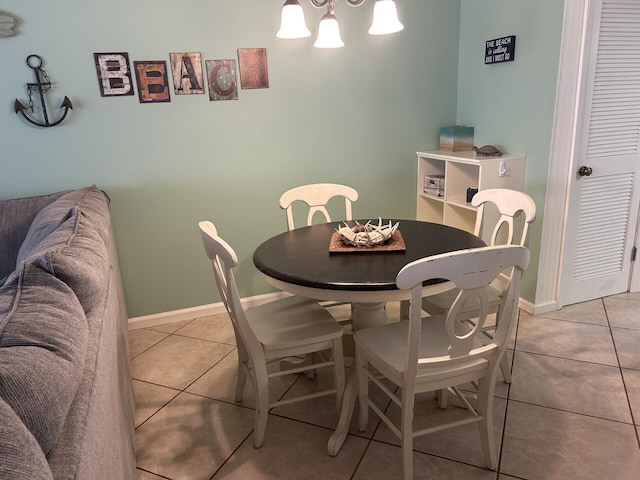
424,174 -> 445,196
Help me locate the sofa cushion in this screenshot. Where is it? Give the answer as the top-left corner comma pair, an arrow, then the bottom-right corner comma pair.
16,186 -> 110,261
0,190 -> 66,279
15,186 -> 111,315
0,271 -> 18,318
17,206 -> 79,265
0,263 -> 89,456
0,397 -> 53,480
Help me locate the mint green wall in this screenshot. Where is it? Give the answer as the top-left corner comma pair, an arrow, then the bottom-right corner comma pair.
0,1 -> 461,317
456,0 -> 564,302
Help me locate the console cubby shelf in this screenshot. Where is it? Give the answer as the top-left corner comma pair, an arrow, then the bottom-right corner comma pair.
416,150 -> 526,234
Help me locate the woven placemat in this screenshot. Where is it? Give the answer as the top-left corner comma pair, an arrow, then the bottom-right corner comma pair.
329,230 -> 406,253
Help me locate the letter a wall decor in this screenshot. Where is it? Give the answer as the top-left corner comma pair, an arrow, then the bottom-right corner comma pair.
169,52 -> 205,95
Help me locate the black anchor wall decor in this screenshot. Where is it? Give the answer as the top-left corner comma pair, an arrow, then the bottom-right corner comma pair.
14,54 -> 73,127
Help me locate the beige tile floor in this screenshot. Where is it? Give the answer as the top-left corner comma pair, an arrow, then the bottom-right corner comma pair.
130,294 -> 640,480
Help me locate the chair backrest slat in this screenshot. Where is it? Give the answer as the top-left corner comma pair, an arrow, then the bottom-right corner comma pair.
472,188 -> 536,248
279,183 -> 358,231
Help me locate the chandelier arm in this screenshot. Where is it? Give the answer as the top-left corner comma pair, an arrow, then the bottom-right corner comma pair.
309,0 -> 366,8
309,0 -> 331,8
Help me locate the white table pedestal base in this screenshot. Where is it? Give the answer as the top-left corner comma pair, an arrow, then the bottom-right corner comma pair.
328,301 -> 387,456
351,302 -> 387,329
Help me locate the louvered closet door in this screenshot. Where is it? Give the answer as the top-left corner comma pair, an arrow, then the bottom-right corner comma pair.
560,0 -> 640,306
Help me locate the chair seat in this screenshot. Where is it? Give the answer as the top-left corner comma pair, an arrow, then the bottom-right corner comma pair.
248,295 -> 343,351
355,316 -> 488,380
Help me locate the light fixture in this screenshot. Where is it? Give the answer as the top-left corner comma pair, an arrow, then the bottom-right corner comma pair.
314,6 -> 344,48
277,0 -> 311,38
368,0 -> 404,35
277,0 -> 403,48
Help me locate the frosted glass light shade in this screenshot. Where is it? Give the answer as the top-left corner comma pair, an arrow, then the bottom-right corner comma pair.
368,0 -> 404,35
314,13 -> 344,48
277,0 -> 311,39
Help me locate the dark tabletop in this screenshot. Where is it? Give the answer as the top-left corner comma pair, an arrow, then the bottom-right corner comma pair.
253,219 -> 485,292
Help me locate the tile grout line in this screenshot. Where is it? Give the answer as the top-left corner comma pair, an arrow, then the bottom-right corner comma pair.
495,309 -> 520,478
207,429 -> 254,480
602,298 -> 640,449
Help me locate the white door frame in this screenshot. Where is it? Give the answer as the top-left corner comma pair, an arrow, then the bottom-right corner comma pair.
535,0 -> 590,314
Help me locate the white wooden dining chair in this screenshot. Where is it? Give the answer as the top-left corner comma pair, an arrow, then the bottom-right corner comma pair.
421,188 -> 536,383
198,221 -> 345,448
355,245 -> 530,479
279,183 -> 359,321
279,183 -> 359,231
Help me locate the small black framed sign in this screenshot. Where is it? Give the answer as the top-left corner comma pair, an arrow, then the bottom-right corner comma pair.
485,35 -> 516,65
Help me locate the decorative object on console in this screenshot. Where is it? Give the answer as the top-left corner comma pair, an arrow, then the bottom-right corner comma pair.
473,144 -> 502,157
0,11 -> 16,37
277,0 -> 403,49
14,55 -> 73,128
440,125 -> 474,151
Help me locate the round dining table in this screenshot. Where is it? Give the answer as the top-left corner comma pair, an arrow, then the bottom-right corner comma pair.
253,219 -> 486,328
253,219 -> 485,456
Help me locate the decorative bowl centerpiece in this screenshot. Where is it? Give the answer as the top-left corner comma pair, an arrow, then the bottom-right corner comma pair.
336,218 -> 399,247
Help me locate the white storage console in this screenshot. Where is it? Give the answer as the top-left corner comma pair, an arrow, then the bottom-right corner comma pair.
416,150 -> 525,235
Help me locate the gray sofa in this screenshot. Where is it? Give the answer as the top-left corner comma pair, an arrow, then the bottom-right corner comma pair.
0,186 -> 136,479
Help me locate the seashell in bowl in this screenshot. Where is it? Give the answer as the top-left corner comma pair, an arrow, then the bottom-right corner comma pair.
336,218 -> 399,247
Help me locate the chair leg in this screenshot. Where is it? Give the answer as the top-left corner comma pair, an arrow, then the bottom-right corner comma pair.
356,349 -> 369,432
402,443 -> 413,480
400,300 -> 410,321
253,366 -> 270,448
436,388 -> 449,409
235,363 -> 248,402
401,391 -> 415,480
500,353 -> 512,384
235,345 -> 250,402
476,378 -> 497,470
305,353 -> 316,379
333,338 -> 345,412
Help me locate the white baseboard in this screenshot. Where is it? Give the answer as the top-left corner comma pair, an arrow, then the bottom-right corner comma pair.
128,291 -> 289,330
130,292 -> 549,330
530,299 -> 560,315
518,297 -> 535,315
